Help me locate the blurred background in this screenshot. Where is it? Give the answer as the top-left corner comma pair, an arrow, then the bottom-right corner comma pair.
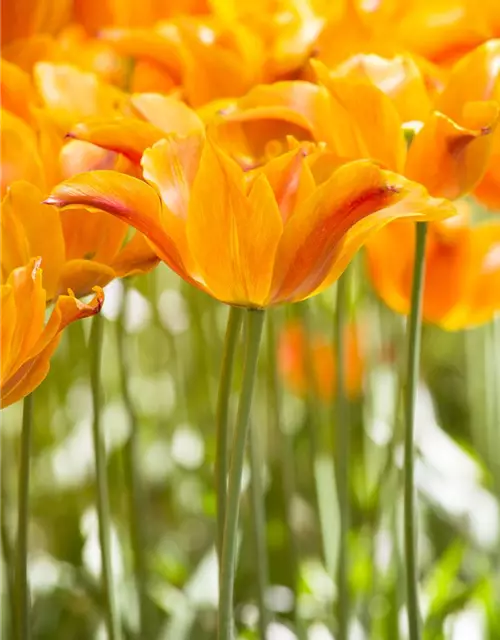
2,254 -> 499,640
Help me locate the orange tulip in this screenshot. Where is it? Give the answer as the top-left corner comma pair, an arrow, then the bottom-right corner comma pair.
0,61 -> 134,193
366,205 -> 500,329
1,182 -> 159,301
46,134 -> 453,307
1,62 -> 159,294
0,258 -> 104,408
209,0 -> 334,79
315,0 -> 495,69
73,0 -> 209,34
216,44 -> 499,201
99,17 -> 265,106
278,320 -> 364,401
434,40 -> 500,210
1,0 -> 71,46
66,92 -> 205,166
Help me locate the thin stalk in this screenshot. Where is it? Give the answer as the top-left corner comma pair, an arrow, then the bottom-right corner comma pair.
404,222 -> 427,640
15,394 -> 33,640
116,291 -> 150,639
215,307 -> 244,562
267,314 -> 305,639
218,309 -> 265,640
299,304 -> 337,577
2,442 -> 17,640
90,314 -> 122,640
334,274 -> 350,640
248,425 -> 270,639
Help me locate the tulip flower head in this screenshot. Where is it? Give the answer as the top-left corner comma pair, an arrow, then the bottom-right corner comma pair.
0,258 -> 104,408
279,319 -> 364,401
2,181 -> 159,302
47,133 -> 454,308
366,203 -> 500,329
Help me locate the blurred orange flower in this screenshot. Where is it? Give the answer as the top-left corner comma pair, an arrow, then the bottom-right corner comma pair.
65,93 -> 205,167
0,60 -> 132,194
73,0 -> 209,33
315,0 -> 497,69
1,182 -> 159,301
99,17 -> 265,105
216,45 -> 499,202
1,0 -> 71,46
1,62 -> 159,294
279,320 -> 364,401
0,258 -> 103,408
46,134 -> 453,307
366,203 -> 500,329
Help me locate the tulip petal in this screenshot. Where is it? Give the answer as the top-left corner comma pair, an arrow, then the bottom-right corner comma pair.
0,58 -> 39,124
141,135 -> 202,218
60,206 -> 128,265
312,60 -> 406,171
33,62 -> 126,131
333,53 -> 433,123
187,140 -> 283,306
1,110 -> 45,195
214,81 -> 329,166
1,286 -> 104,408
270,161 -> 454,303
56,260 -> 116,299
1,190 -> 30,285
129,93 -> 204,135
396,0 -> 491,65
437,39 -> 500,122
406,106 -> 499,200
249,147 -> 316,222
112,231 -> 160,277
0,285 -> 16,382
2,182 -> 65,300
178,19 -> 264,107
68,118 -> 166,164
1,259 -> 46,386
444,223 -> 500,329
45,171 -> 190,282
101,27 -> 183,83
365,221 -> 414,317
141,136 -> 203,276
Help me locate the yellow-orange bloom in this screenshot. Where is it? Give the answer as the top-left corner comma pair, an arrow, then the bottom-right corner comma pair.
315,0 -> 496,69
99,17 -> 265,106
216,47 -> 499,202
1,258 -> 103,408
46,134 -> 453,307
65,93 -> 205,167
366,206 -> 500,329
279,320 -> 364,401
1,182 -> 159,301
1,0 -> 71,46
72,0 -> 209,33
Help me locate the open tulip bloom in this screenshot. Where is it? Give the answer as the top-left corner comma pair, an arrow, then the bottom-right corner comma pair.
46,132 -> 454,308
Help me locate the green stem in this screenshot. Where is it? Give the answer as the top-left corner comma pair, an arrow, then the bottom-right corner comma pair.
2,441 -> 16,640
266,314 -> 305,639
335,274 -> 350,640
248,425 -> 270,638
218,309 -> 265,640
215,307 -> 244,561
404,222 -> 427,640
116,291 -> 150,639
300,303 -> 338,589
15,394 -> 33,640
90,314 -> 122,640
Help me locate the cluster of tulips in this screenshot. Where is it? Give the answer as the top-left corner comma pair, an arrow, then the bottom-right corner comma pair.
2,0 -> 500,639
